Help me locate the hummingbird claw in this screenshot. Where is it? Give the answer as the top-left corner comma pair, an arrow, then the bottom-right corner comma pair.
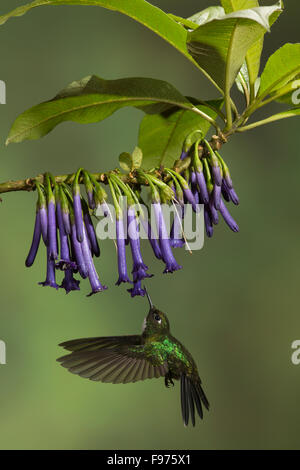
164,375 -> 175,388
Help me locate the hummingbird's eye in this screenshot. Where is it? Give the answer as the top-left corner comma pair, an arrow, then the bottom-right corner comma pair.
154,313 -> 161,323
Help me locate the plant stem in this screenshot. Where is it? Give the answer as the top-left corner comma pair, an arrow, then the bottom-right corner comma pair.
0,133 -> 227,196
236,111 -> 298,132
224,90 -> 234,132
0,172 -> 133,195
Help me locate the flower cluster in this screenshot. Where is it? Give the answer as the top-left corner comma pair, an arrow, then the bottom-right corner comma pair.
25,137 -> 239,298
26,171 -> 106,296
178,138 -> 239,238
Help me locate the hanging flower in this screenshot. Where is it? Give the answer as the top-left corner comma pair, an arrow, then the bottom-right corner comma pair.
115,215 -> 131,286
127,279 -> 146,298
35,181 -> 48,244
39,246 -> 59,289
81,225 -> 107,296
56,195 -> 80,294
72,168 -> 84,243
127,205 -> 152,281
45,173 -> 58,261
152,201 -> 182,274
25,205 -> 41,268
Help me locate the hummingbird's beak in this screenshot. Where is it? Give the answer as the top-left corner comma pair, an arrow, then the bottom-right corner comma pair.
144,286 -> 153,309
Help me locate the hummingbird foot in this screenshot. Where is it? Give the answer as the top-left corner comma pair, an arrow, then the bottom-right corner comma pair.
164,375 -> 175,388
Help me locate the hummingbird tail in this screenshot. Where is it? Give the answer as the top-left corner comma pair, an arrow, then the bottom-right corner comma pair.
180,374 -> 209,426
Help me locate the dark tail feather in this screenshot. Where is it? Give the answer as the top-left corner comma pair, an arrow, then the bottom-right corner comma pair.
180,374 -> 209,426
180,375 -> 188,426
187,380 -> 195,426
183,375 -> 190,426
196,381 -> 210,411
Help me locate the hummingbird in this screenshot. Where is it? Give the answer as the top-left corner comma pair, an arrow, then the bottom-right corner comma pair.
57,289 -> 209,426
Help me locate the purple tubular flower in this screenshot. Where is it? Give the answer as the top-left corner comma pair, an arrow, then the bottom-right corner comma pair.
221,181 -> 230,202
48,200 -> 58,260
140,217 -> 162,260
228,187 -> 239,205
56,260 -> 77,271
153,202 -> 182,274
183,187 -> 198,212
128,206 -> 152,281
68,242 -> 79,274
213,185 -> 222,210
56,201 -> 68,257
127,279 -> 146,297
62,209 -> 71,235
56,201 -> 80,293
25,211 -> 41,267
193,188 -> 200,205
39,246 -> 59,289
223,180 -> 239,205
83,171 -> 96,210
190,171 -> 197,186
195,171 -> 209,204
170,238 -> 185,248
71,222 -> 88,279
116,217 -> 131,285
224,173 -> 233,189
83,211 -> 100,257
180,150 -> 188,160
87,190 -> 96,210
204,207 -> 214,238
219,200 -> 239,232
208,196 -> 219,225
73,192 -> 84,242
39,206 -> 48,245
170,223 -> 185,248
100,201 -> 110,217
170,205 -> 185,248
81,225 -> 107,296
61,271 -> 80,294
211,165 -> 222,186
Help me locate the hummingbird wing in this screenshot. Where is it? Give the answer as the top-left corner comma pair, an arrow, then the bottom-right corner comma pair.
59,335 -> 141,353
180,374 -> 209,427
57,344 -> 168,384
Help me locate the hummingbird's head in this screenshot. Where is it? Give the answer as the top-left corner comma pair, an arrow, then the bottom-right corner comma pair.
142,287 -> 170,336
144,308 -> 170,334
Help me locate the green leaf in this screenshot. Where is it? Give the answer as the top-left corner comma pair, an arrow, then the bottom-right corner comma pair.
167,13 -> 199,30
0,0 -> 218,88
227,1 -> 283,101
138,100 -> 223,170
188,6 -> 225,26
131,147 -> 143,170
222,1 -> 261,100
119,152 -> 132,172
258,43 -> 300,99
187,3 -> 282,96
236,62 -> 250,96
236,61 -> 260,98
221,0 -> 257,11
6,75 -> 196,144
246,3 -> 283,95
168,7 -> 226,32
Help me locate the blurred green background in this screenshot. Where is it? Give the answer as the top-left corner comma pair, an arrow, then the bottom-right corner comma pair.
0,0 -> 299,450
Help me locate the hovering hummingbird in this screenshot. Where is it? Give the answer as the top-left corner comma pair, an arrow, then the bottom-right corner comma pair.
57,289 -> 209,426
